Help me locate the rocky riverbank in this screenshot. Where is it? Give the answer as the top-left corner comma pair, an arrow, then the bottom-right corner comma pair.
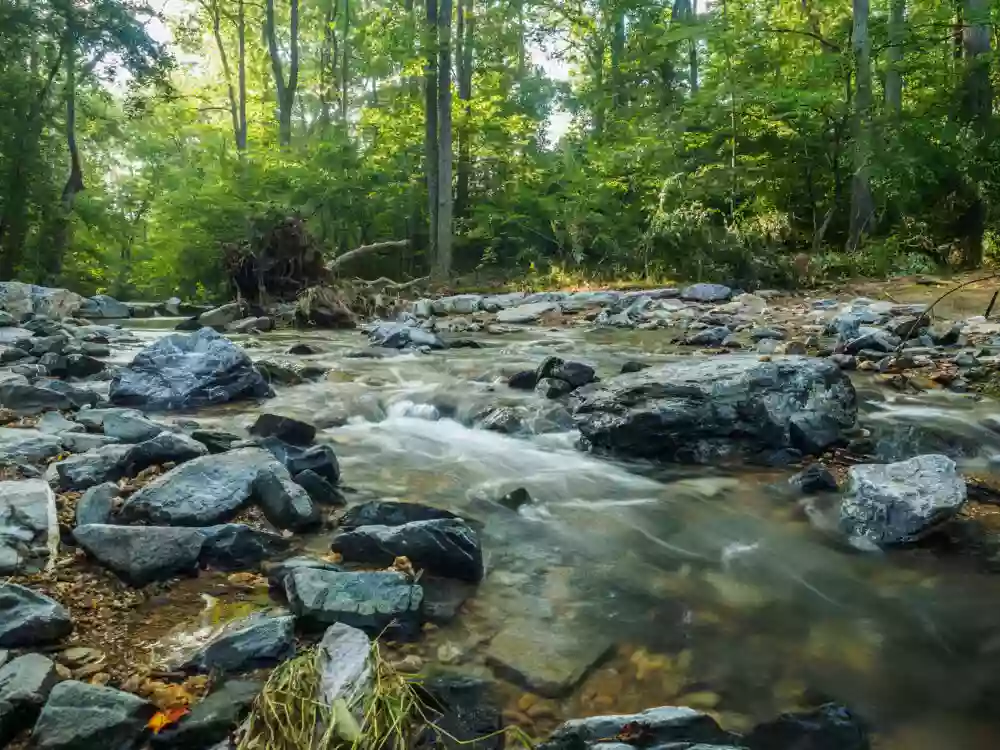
3,278 -> 1000,748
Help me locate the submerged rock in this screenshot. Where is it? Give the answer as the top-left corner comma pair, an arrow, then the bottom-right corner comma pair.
196,524 -> 290,570
573,356 -> 856,463
117,448 -> 271,526
30,680 -> 154,750
789,463 -> 838,495
0,653 -> 58,747
0,584 -> 72,648
109,328 -> 272,411
537,706 -> 732,749
339,500 -> 458,528
744,703 -> 870,750
285,568 -> 423,637
839,454 -> 967,545
73,525 -> 204,586
180,614 -> 295,674
369,323 -> 446,350
331,518 -> 483,582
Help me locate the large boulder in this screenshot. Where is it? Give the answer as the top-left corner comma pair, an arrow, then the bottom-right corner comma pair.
30,680 -> 155,750
53,445 -> 130,491
108,328 -> 272,411
838,454 -> 967,545
249,413 -> 316,446
178,614 -> 295,673
79,295 -> 130,319
73,525 -> 204,586
331,518 -> 483,582
0,479 -> 56,574
117,448 -> 271,526
198,302 -> 244,328
680,283 -> 733,303
0,584 -> 72,647
285,568 -> 423,637
0,282 -> 84,320
0,653 -> 58,747
537,706 -> 733,750
573,356 -> 856,463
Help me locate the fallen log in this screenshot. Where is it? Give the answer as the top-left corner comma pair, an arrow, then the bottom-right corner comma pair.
326,240 -> 410,272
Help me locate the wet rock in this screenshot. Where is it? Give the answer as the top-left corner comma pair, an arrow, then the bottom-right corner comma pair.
80,342 -> 110,357
332,518 -> 483,582
252,463 -> 321,531
486,627 -> 614,699
54,445 -> 130,491
226,316 -> 273,333
286,342 -> 320,355
789,463 -> 838,494
265,556 -> 343,592
253,359 -> 304,385
496,302 -> 559,324
681,283 -> 733,303
249,413 -> 316,446
829,353 -> 857,370
551,361 -> 597,388
174,317 -> 201,332
0,479 -> 55,573
340,500 -> 458,528
149,679 -> 260,749
30,680 -> 154,750
928,323 -> 961,346
79,295 -> 129,320
535,377 -> 574,399
121,431 -> 208,475
75,483 -> 118,527
0,653 -> 58,746
58,433 -> 119,453
839,454 -> 967,546
496,487 -> 532,511
196,524 -> 290,570
285,568 -> 423,637
619,360 -> 649,374
39,353 -> 68,377
190,429 -> 241,454
198,302 -> 245,328
537,706 -> 732,749
745,703 -> 870,750
258,438 -> 340,484
0,347 -> 32,363
73,524 -> 204,585
477,406 -> 524,434
418,676 -> 502,750
0,429 -> 64,463
180,614 -> 295,673
293,469 -> 345,506
686,326 -> 731,346
118,447 -> 272,526
507,370 -> 537,390
433,295 -> 482,315
844,330 -> 899,355
0,584 -> 72,647
0,382 -> 72,414
101,410 -> 163,443
954,351 -> 979,368
779,340 -> 808,355
750,327 -> 786,341
74,408 -> 134,432
574,356 -> 856,463
37,412 -> 82,434
109,328 -> 272,411
40,380 -> 102,409
369,323 -> 446,350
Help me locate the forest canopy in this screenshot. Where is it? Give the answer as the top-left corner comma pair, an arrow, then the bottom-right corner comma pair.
0,0 -> 997,301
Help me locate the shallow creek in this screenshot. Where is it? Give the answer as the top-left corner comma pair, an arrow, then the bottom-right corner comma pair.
121,317 -> 1000,748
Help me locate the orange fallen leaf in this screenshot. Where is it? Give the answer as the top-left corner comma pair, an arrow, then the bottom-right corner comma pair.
146,706 -> 190,734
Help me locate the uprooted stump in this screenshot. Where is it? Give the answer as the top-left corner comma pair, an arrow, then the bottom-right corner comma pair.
294,286 -> 358,329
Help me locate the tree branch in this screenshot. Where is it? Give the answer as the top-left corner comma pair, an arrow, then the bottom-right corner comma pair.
326,240 -> 411,271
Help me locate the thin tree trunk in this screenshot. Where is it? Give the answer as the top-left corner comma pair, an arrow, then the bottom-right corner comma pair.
456,0 -> 473,219
341,0 -> 350,124
958,0 -> 992,267
611,9 -> 625,108
320,0 -> 336,128
237,0 -> 247,150
205,0 -> 241,150
436,0 -> 454,277
425,0 -> 439,264
264,0 -> 298,146
847,0 -> 875,252
53,10 -> 84,279
264,0 -> 288,143
516,0 -> 525,79
886,0 -> 904,114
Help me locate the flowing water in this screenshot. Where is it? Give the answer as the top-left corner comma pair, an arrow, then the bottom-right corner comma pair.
123,318 -> 1000,747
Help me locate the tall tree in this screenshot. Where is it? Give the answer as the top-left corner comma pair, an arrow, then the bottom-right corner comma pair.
424,0 -> 439,262
435,0 -> 454,276
264,0 -> 300,146
848,0 -> 874,252
456,0 -> 473,218
885,0 -> 904,114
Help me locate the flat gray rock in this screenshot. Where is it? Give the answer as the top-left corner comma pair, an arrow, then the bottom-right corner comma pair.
75,483 -> 119,527
496,302 -> 558,324
839,454 -> 967,545
0,584 -> 72,648
0,653 -> 58,746
74,525 -> 204,586
681,283 -> 733,303
101,410 -> 163,443
0,428 -> 64,463
285,568 -> 423,637
0,479 -> 56,574
58,432 -> 120,453
120,431 -> 208,475
30,680 -> 154,750
485,624 -> 613,698
37,412 -> 83,434
177,614 -> 295,673
118,447 -> 273,526
537,706 -> 731,750
54,445 -> 130,491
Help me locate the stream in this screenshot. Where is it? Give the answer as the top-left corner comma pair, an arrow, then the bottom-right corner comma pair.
123,316 -> 1000,748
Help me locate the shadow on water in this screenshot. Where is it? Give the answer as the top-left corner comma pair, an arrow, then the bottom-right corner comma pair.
127,318 -> 1000,746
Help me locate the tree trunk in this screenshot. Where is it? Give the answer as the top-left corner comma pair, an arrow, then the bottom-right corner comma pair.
237,0 -> 247,150
320,0 -> 338,128
456,0 -> 473,218
958,0 -> 992,267
885,0 -> 904,114
264,0 -> 299,146
206,0 -> 241,150
847,0 -> 875,252
611,9 -> 625,108
436,0 -> 454,278
671,0 -> 696,94
341,0 -> 350,124
425,0 -> 439,263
